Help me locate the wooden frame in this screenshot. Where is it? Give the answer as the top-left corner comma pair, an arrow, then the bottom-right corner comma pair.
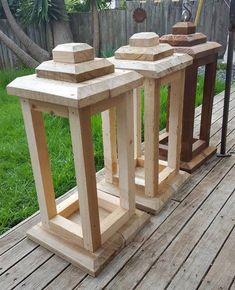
7,43 -> 150,276
159,56 -> 218,172
99,69 -> 190,214
20,93 -> 149,276
159,23 -> 221,173
160,54 -> 217,173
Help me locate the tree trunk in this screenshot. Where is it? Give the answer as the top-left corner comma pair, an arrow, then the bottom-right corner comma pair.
1,0 -> 50,62
0,30 -> 39,68
91,0 -> 100,56
52,0 -> 73,46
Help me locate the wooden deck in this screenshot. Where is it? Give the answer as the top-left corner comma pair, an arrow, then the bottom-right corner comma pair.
0,87 -> 235,290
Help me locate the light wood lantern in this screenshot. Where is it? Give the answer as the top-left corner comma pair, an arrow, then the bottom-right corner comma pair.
98,33 -> 193,214
160,22 -> 222,172
7,43 -> 149,276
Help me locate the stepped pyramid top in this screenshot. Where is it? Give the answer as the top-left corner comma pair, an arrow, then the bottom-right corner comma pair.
160,22 -> 207,47
36,43 -> 115,83
159,22 -> 222,58
7,43 -> 143,108
115,32 -> 174,62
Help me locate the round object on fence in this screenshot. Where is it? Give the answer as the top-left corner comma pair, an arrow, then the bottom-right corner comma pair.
133,8 -> 146,23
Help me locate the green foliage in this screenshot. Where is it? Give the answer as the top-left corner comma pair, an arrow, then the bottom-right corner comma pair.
0,69 -> 225,235
100,48 -> 116,57
15,0 -> 67,25
65,0 -> 111,13
217,62 -> 227,71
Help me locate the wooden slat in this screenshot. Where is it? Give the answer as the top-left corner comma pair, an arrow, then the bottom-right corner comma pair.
144,78 -> 160,197
180,64 -> 198,162
133,87 -> 142,159
167,193 -> 235,290
116,91 -> 135,214
167,70 -> 184,170
0,239 -> 37,276
136,166 -> 235,289
49,216 -> 83,247
0,246 -> 53,289
44,265 -> 85,290
69,107 -> 101,252
101,107 -> 117,183
199,59 -> 218,145
104,155 -> 235,289
20,99 -> 57,226
101,208 -> 129,244
14,255 -> 69,290
198,229 -> 235,290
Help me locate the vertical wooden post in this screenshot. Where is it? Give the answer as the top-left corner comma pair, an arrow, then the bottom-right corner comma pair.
133,87 -> 142,159
101,108 -> 117,183
200,58 -> 217,145
181,64 -> 198,162
20,99 -> 57,227
144,78 -> 160,197
166,85 -> 171,132
69,107 -> 101,252
116,91 -> 135,215
168,70 -> 185,171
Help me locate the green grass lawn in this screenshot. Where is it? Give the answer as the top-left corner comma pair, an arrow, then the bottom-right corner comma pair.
0,69 -> 225,235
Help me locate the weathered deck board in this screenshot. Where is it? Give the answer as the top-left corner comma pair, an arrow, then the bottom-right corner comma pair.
0,88 -> 235,290
136,167 -> 235,289
104,155 -> 235,289
197,228 -> 235,290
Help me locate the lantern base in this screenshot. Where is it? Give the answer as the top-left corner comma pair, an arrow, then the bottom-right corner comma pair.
98,164 -> 190,214
180,146 -> 217,173
27,196 -> 149,277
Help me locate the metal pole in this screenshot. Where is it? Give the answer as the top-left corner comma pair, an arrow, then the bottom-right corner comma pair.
195,0 -> 204,27
218,0 -> 235,157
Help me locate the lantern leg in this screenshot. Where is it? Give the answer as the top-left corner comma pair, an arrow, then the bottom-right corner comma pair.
21,99 -> 57,227
200,58 -> 217,145
144,78 -> 160,197
133,87 -> 142,159
69,107 -> 101,252
116,91 -> 135,215
168,70 -> 185,171
102,108 -> 117,183
181,64 -> 198,163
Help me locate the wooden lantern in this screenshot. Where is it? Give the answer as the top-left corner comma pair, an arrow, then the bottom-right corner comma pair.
7,43 -> 149,276
160,22 -> 222,172
98,33 -> 193,214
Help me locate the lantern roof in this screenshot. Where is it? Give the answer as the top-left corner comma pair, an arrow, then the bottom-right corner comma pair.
109,32 -> 193,79
160,22 -> 222,59
7,43 -> 143,108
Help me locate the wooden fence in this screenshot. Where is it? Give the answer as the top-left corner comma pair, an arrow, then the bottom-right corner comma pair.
0,0 -> 230,69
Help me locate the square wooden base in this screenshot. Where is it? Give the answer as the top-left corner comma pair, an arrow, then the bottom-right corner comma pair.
159,133 -> 217,173
180,146 -> 217,173
27,190 -> 149,277
98,169 -> 190,214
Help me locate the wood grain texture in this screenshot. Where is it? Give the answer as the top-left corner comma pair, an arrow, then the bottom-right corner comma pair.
129,32 -> 160,47
36,59 -> 114,83
160,32 -> 207,47
109,53 -> 192,79
69,107 -> 101,252
52,43 -> 94,64
115,44 -> 173,61
20,99 -> 57,226
7,70 -> 143,108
